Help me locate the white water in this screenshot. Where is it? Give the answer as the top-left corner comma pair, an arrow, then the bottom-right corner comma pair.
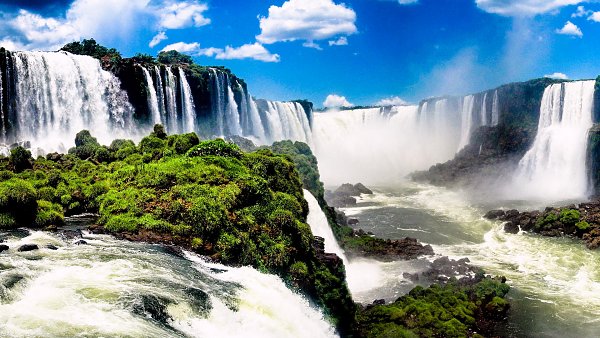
8,51 -> 136,152
178,68 -> 196,133
491,90 -> 499,126
513,80 -> 595,201
0,230 -> 336,338
141,67 -> 161,125
342,183 -> 600,336
313,104 -> 465,185
458,95 -> 476,151
481,92 -> 488,126
260,101 -> 313,145
164,67 -> 179,134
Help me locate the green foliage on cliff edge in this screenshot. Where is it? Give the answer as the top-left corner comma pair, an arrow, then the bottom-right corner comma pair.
0,126 -> 355,335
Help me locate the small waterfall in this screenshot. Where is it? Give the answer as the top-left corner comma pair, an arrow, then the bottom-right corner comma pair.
209,69 -> 243,137
257,100 -> 313,145
178,68 -> 196,133
304,189 -> 347,261
225,81 -> 242,136
514,80 -> 595,200
164,67 -> 179,134
6,51 -> 134,152
491,90 -> 499,126
141,67 -> 161,125
458,95 -> 475,150
481,92 -> 488,126
0,66 -> 4,143
154,65 -> 167,125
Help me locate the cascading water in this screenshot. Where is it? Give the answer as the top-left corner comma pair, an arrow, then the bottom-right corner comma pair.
313,104 -> 466,185
0,229 -> 336,338
491,90 -> 499,126
141,67 -> 161,125
258,101 -> 313,145
178,68 -> 196,133
514,80 -> 595,200
480,92 -> 488,126
163,67 -> 179,134
3,51 -> 135,152
458,95 -> 476,150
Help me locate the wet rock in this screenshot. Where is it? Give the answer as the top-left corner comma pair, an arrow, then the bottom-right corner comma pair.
0,244 -> 8,253
74,239 -> 88,245
402,272 -> 419,282
504,221 -> 520,234
17,244 -> 39,252
160,245 -> 185,258
325,183 -> 373,208
372,299 -> 385,306
185,288 -> 212,315
46,244 -> 58,250
484,210 -> 505,220
132,294 -> 172,325
347,218 -> 359,225
60,229 -> 83,240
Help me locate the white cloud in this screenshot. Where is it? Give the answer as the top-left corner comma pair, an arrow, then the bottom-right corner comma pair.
211,43 -> 281,63
256,0 -> 357,47
476,0 -> 587,16
0,0 -> 210,51
149,31 -> 168,48
589,11 -> 600,21
161,41 -> 200,53
328,36 -> 348,46
556,21 -> 583,37
375,96 -> 408,106
544,72 -> 569,79
323,94 -> 353,108
302,41 -> 323,50
159,1 -> 210,29
572,5 -> 591,17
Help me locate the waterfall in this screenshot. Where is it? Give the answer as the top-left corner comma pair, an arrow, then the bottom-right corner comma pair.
225,81 -> 242,136
141,67 -> 161,125
178,68 -> 196,133
5,51 -> 135,152
164,67 -> 179,134
304,189 -> 347,261
458,95 -> 475,150
481,92 -> 488,126
514,80 -> 595,200
491,90 -> 499,126
154,66 -> 167,126
0,66 -> 4,143
256,100 -> 313,145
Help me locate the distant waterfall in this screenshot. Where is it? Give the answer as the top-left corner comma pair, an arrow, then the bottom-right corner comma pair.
3,51 -> 135,152
458,95 -> 476,150
491,90 -> 499,126
481,92 -> 488,126
514,81 -> 595,200
178,67 -> 196,133
257,100 -> 313,145
312,105 -> 459,184
141,67 -> 161,125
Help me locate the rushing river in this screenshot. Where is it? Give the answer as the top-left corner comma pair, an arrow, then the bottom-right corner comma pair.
0,225 -> 335,338
339,182 -> 600,337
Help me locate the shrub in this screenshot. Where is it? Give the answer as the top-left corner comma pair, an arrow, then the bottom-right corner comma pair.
35,200 -> 64,227
559,209 -> 580,225
576,221 -> 591,231
9,146 -> 33,173
188,139 -> 243,159
0,178 -> 38,227
169,133 -> 200,154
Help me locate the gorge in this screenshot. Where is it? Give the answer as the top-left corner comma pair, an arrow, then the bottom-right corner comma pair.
1,41 -> 600,338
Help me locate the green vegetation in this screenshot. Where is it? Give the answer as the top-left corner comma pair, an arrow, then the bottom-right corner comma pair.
157,50 -> 194,65
0,126 -> 355,334
60,39 -> 122,68
559,209 -> 580,225
356,277 -> 510,338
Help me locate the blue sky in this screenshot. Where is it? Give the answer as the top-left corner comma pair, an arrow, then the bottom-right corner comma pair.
1,0 -> 600,108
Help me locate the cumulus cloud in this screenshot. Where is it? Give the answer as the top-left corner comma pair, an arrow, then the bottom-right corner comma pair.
476,0 -> 586,16
209,43 -> 280,63
149,31 -> 168,48
323,94 -> 353,108
161,41 -> 280,62
256,0 -> 357,46
572,5 -> 591,17
160,41 -> 200,53
375,96 -> 408,106
544,72 -> 569,79
589,11 -> 600,21
556,21 -> 583,37
0,0 -> 210,51
158,1 -> 210,29
328,36 -> 348,46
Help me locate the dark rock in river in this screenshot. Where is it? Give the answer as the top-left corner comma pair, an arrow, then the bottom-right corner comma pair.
0,244 -> 9,253
325,183 -> 373,208
74,239 -> 88,245
17,244 -> 39,252
347,218 -> 359,225
46,244 -> 58,250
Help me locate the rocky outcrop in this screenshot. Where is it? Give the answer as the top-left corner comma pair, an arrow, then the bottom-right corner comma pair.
485,201 -> 600,249
0,244 -> 8,253
17,244 -> 39,252
342,229 -> 434,261
325,183 -> 373,208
